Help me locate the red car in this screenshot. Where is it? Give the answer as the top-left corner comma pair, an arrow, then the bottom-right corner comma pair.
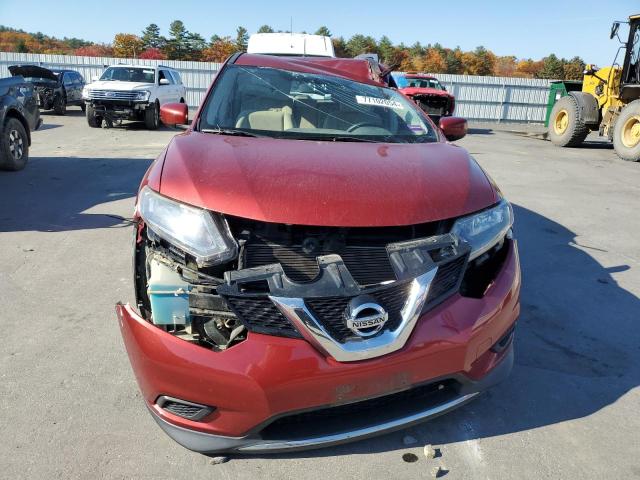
116,53 -> 520,454
399,73 -> 456,118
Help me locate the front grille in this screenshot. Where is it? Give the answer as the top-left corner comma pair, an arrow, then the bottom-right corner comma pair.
224,295 -> 302,338
306,281 -> 412,342
224,253 -> 467,341
245,242 -> 395,286
86,90 -> 141,101
426,254 -> 467,305
260,379 -> 459,440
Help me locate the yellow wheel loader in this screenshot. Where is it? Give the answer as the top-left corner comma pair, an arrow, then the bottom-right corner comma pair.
548,14 -> 640,161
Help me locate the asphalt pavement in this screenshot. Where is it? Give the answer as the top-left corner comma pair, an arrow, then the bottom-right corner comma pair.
1,112 -> 638,479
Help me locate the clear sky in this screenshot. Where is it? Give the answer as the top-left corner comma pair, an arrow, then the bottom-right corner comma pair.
0,0 -> 637,65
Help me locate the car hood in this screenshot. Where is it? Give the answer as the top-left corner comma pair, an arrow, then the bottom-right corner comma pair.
400,87 -> 452,97
9,65 -> 57,82
86,80 -> 154,91
157,133 -> 497,227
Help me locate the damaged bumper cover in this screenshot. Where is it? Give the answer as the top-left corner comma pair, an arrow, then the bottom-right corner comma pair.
116,237 -> 520,454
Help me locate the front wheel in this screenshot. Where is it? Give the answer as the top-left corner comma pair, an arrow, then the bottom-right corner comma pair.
53,95 -> 67,115
547,95 -> 589,147
613,100 -> 640,161
86,104 -> 102,128
144,102 -> 159,130
0,118 -> 29,171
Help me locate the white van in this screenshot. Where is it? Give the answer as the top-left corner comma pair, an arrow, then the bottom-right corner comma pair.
247,33 -> 335,57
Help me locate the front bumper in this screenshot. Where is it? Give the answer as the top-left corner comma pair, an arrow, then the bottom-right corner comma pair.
117,240 -> 520,453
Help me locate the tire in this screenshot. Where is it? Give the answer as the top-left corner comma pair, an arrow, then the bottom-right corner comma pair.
144,102 -> 160,130
53,94 -> 67,115
86,104 -> 102,128
613,100 -> 640,161
0,118 -> 29,171
547,95 -> 590,147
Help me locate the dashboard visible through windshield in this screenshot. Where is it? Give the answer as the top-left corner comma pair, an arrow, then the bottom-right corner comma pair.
199,65 -> 438,143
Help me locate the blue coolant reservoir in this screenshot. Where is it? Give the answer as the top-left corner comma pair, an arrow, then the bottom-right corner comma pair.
147,258 -> 190,327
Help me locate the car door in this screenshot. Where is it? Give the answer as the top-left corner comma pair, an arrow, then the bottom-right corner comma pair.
169,70 -> 185,102
157,69 -> 174,105
71,72 -> 84,103
62,73 -> 76,103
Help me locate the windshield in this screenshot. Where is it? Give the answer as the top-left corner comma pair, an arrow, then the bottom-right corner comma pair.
99,67 -> 155,83
406,78 -> 444,90
199,65 -> 437,143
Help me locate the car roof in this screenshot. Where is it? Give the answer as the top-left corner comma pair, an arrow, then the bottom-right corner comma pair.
234,53 -> 390,87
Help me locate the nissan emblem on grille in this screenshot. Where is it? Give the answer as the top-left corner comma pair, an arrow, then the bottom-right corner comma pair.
344,296 -> 389,337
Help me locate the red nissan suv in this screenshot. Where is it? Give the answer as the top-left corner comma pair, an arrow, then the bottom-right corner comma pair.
116,53 -> 520,454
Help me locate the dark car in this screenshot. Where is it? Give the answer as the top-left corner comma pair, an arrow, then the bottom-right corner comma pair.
0,76 -> 41,171
9,65 -> 85,115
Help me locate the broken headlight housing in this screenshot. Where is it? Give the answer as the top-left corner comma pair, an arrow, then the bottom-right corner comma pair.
451,199 -> 513,260
138,186 -> 238,266
135,90 -> 151,102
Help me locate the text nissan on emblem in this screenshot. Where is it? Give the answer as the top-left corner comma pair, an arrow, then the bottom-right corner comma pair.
344,296 -> 389,338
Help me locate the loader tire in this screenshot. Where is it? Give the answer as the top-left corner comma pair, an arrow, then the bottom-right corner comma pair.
548,95 -> 590,147
613,100 -> 640,161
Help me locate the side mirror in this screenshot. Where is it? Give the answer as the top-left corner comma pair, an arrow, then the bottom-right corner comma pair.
160,102 -> 188,127
439,116 -> 467,141
159,78 -> 170,85
610,21 -> 620,39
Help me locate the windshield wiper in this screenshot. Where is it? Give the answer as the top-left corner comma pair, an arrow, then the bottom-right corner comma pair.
200,128 -> 264,138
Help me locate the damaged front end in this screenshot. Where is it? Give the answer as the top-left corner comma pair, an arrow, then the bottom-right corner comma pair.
131,187 -> 511,359
410,94 -> 454,118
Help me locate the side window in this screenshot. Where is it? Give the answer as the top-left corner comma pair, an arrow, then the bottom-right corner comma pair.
171,70 -> 183,85
63,73 -> 73,85
159,70 -> 174,84
74,72 -> 84,84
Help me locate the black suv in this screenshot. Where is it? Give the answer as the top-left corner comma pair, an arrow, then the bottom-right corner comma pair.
9,65 -> 85,115
0,75 -> 41,171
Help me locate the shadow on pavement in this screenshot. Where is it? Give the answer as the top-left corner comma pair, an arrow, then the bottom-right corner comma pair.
467,128 -> 494,135
0,156 -> 151,232
240,203 -> 639,460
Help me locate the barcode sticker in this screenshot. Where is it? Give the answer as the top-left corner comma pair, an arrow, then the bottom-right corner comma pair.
355,95 -> 404,109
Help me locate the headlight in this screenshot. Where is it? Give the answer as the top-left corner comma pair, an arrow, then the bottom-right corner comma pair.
451,199 -> 513,260
81,87 -> 90,99
138,186 -> 238,266
135,90 -> 151,101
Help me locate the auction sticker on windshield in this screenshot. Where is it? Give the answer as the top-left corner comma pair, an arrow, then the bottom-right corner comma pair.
355,95 -> 404,109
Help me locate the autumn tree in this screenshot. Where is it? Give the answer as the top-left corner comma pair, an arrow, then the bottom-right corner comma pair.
139,47 -> 167,60
420,48 -> 447,73
113,33 -> 144,58
563,56 -> 586,80
202,36 -> 237,62
74,44 -> 113,57
495,56 -> 517,77
463,46 -> 496,75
